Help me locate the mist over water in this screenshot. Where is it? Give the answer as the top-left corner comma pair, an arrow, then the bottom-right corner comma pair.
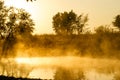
0,0 -> 120,80
0,56 -> 120,80
1,34 -> 120,80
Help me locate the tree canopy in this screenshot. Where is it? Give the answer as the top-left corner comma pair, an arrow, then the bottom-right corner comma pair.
0,1 -> 34,57
113,15 -> 120,31
52,10 -> 88,35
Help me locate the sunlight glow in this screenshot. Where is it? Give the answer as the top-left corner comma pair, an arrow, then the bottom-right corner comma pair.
4,0 -> 37,15
15,57 -> 55,65
15,58 -> 32,64
15,57 -> 44,65
3,0 -> 120,34
5,0 -> 27,8
29,68 -> 55,79
4,0 -> 51,34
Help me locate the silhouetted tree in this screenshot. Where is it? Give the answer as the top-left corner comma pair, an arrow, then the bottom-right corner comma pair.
0,1 -> 34,57
52,10 -> 88,35
52,10 -> 77,35
0,1 -> 7,39
75,14 -> 88,35
113,15 -> 120,32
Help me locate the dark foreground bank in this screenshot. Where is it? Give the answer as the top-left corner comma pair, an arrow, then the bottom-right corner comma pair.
0,75 -> 53,80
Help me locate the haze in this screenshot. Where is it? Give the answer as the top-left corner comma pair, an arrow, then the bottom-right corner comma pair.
1,0 -> 120,80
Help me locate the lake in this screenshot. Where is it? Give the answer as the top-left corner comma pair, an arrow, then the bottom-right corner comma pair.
0,56 -> 120,80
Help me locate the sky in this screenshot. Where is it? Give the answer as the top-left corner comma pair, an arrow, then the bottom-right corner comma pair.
4,0 -> 120,34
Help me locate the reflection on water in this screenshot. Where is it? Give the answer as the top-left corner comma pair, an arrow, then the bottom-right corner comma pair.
28,68 -> 114,80
86,70 -> 114,80
0,56 -> 120,80
29,68 -> 55,79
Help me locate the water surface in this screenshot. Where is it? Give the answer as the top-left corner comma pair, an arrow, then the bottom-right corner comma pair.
0,56 -> 120,80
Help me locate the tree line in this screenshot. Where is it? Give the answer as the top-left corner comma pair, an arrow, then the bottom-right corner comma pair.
52,10 -> 120,35
0,1 -> 120,57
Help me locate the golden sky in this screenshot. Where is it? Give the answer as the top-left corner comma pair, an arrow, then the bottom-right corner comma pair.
4,0 -> 120,34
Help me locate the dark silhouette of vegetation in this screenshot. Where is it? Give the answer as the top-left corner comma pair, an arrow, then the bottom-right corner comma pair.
0,1 -> 34,57
113,15 -> 120,32
28,30 -> 120,58
26,0 -> 36,2
1,0 -> 119,59
2,0 -> 120,59
0,75 -> 42,80
52,10 -> 88,35
3,0 -> 36,2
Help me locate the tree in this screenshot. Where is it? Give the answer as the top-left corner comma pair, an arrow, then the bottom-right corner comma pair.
113,15 -> 120,32
0,1 -> 7,39
75,14 -> 88,34
0,1 -> 34,57
52,10 -> 77,35
52,10 -> 88,35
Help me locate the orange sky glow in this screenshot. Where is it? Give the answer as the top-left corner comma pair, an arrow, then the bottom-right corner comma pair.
4,0 -> 120,34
